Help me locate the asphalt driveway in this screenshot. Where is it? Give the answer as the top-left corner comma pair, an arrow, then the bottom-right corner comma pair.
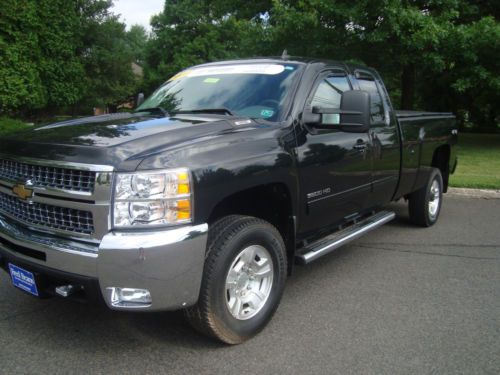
1,195 -> 499,375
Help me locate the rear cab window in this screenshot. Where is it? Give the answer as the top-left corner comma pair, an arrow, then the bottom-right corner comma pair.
355,70 -> 387,125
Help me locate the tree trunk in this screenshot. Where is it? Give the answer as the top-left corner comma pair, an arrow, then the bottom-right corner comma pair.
401,64 -> 415,110
488,107 -> 498,131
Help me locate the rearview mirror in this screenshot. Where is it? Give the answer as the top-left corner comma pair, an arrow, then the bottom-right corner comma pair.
303,90 -> 371,133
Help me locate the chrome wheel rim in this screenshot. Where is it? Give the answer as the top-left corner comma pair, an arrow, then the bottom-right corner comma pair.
428,179 -> 440,218
225,245 -> 274,320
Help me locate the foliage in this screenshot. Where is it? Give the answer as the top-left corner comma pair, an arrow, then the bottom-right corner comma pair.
0,1 -> 46,112
79,15 -> 138,109
38,0 -> 87,110
126,25 -> 149,65
0,0 -> 141,117
438,16 -> 500,130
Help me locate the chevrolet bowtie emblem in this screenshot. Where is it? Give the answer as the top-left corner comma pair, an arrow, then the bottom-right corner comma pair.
12,184 -> 34,200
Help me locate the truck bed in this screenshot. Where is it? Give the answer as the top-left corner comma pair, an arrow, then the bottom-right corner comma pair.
394,110 -> 457,199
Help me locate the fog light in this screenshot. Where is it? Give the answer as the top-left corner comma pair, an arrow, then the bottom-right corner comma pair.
107,287 -> 152,307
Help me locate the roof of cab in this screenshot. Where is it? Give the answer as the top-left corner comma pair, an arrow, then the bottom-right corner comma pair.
192,56 -> 374,76
194,56 -> 336,67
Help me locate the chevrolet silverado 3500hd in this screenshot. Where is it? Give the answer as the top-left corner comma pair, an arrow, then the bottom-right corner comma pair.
0,57 -> 457,344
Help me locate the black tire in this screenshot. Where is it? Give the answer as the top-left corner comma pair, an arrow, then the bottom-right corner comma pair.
185,215 -> 287,344
408,168 -> 443,227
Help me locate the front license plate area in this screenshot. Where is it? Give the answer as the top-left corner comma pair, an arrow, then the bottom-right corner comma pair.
9,263 -> 39,297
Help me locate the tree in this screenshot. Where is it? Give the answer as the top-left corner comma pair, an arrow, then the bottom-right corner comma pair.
79,15 -> 138,110
0,2 -> 42,113
37,0 -> 86,111
436,16 -> 500,129
126,25 -> 149,65
0,0 -> 142,117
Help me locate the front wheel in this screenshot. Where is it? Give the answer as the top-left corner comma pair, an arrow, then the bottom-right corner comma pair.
185,215 -> 287,344
408,168 -> 443,227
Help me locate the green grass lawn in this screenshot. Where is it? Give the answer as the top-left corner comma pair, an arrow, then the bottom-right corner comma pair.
0,116 -> 82,135
450,133 -> 500,190
0,117 -> 31,136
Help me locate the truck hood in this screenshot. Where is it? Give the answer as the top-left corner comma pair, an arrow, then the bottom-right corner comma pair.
0,113 -> 251,171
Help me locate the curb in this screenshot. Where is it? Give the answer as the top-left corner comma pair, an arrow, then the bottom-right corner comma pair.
448,187 -> 500,199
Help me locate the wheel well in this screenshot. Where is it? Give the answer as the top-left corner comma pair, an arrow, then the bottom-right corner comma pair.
432,145 -> 451,192
208,183 -> 295,272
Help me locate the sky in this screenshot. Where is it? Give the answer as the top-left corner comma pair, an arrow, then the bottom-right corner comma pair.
111,0 -> 164,31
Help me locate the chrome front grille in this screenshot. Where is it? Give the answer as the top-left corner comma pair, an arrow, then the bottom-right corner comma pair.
0,159 -> 96,193
0,191 -> 94,234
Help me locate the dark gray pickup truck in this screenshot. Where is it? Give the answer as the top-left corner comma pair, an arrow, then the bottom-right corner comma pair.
0,57 -> 457,344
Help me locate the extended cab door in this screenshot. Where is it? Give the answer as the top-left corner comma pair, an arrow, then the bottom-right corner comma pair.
354,70 -> 401,207
295,69 -> 373,234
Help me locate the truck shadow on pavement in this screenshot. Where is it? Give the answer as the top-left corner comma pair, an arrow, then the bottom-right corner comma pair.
9,296 -> 223,349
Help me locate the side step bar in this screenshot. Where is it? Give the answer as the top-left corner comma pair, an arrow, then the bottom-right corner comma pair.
296,210 -> 396,265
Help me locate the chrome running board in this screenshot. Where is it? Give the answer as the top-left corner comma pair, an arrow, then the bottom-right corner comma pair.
296,210 -> 396,265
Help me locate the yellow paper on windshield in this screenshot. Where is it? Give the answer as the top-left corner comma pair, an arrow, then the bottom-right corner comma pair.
168,70 -> 191,81
168,64 -> 285,82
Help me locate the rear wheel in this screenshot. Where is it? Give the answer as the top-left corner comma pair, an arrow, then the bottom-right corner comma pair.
408,168 -> 443,227
185,215 -> 287,344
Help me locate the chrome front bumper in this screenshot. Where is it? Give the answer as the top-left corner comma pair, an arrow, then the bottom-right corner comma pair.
0,217 -> 208,312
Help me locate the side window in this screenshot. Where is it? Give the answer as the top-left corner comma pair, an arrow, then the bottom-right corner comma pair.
356,72 -> 385,124
311,73 -> 351,109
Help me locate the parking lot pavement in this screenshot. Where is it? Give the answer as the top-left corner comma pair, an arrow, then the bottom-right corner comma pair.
1,195 -> 499,375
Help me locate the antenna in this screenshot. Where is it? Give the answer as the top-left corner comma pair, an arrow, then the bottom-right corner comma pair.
281,49 -> 289,60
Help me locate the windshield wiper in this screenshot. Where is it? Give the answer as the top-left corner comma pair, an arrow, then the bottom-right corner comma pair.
174,107 -> 235,116
135,106 -> 170,117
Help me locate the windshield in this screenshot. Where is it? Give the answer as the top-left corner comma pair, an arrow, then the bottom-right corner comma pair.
136,63 -> 302,121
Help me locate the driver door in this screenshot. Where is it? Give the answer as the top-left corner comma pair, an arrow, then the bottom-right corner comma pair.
295,69 -> 373,234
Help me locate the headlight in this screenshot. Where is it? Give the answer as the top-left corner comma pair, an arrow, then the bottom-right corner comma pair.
113,169 -> 192,228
